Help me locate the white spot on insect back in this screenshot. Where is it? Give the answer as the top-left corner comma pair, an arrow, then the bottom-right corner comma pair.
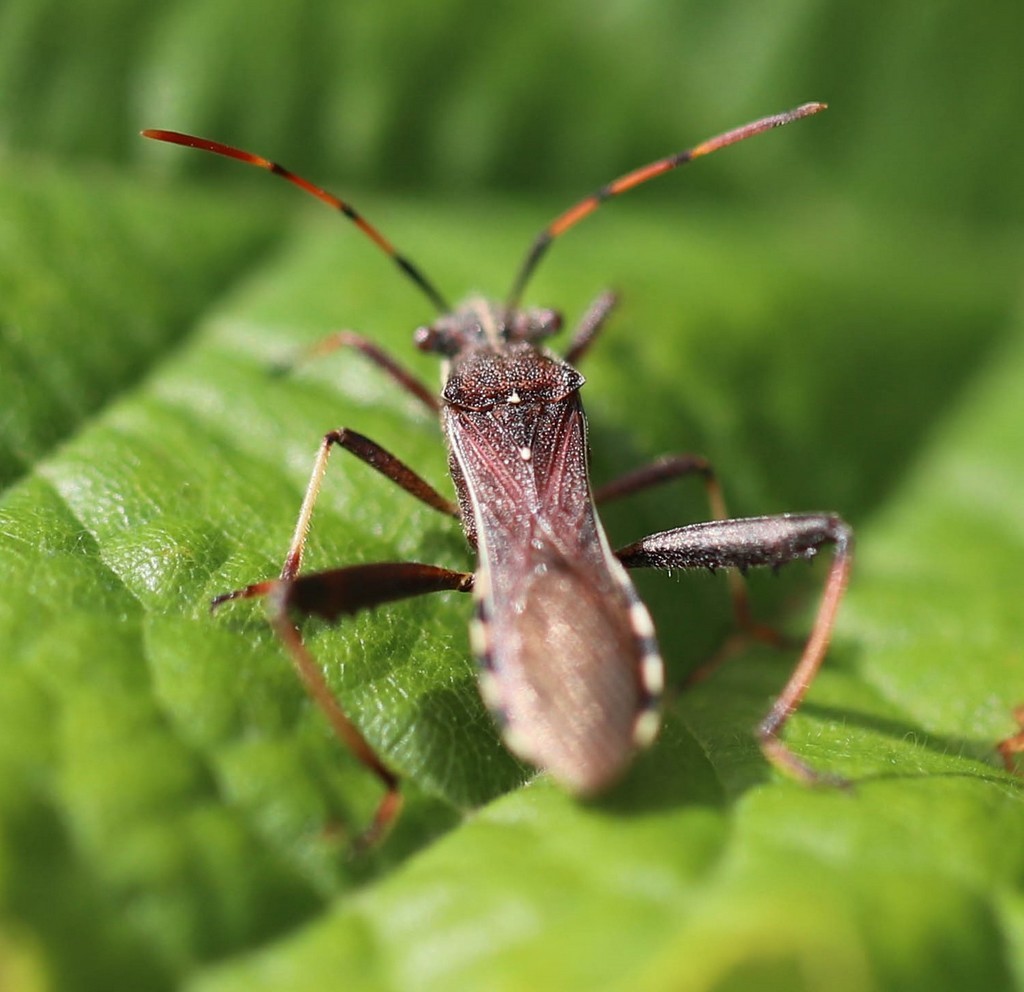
632,708 -> 661,747
473,568 -> 491,603
478,669 -> 503,711
469,618 -> 489,657
629,601 -> 655,639
640,651 -> 664,696
508,390 -> 521,404
519,447 -> 532,461
502,724 -> 535,762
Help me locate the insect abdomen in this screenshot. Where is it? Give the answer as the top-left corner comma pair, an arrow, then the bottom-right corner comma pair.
447,391 -> 663,793
477,538 -> 662,793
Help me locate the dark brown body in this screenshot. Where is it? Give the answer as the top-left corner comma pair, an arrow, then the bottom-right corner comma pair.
439,308 -> 661,792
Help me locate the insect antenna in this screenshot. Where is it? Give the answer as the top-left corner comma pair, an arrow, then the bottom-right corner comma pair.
141,129 -> 450,314
507,102 -> 826,308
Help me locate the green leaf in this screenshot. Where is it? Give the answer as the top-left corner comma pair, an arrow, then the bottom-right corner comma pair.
2,146 -> 1023,991
3,3 -> 1024,989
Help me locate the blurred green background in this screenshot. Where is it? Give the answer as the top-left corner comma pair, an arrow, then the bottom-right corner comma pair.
2,0 -> 1022,222
2,2 -> 1023,991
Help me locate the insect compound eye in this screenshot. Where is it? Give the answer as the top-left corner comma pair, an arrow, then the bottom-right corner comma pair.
508,307 -> 563,343
533,308 -> 563,338
413,324 -> 459,356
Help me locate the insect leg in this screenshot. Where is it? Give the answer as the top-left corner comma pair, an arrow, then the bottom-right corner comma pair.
210,435 -> 461,843
616,512 -> 853,783
275,330 -> 440,414
214,431 -> 457,611
564,291 -> 618,365
277,428 -> 458,583
214,429 -> 457,605
233,562 -> 473,848
595,453 -> 723,511
595,454 -> 773,642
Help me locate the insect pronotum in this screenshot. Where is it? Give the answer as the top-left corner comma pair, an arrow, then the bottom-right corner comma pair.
144,102 -> 853,846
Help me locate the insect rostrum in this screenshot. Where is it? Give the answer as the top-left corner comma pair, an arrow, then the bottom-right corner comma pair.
144,102 -> 851,847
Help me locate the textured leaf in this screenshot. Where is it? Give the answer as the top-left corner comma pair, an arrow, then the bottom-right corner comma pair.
2,3 -> 1023,991
3,159 -> 1023,989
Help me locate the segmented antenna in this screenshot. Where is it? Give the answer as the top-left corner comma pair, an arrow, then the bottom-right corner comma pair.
507,102 -> 827,308
141,129 -> 450,314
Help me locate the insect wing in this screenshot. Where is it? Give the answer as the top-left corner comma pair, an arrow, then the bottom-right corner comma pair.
445,395 -> 662,793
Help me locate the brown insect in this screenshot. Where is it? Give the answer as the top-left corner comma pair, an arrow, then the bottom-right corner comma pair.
144,102 -> 853,846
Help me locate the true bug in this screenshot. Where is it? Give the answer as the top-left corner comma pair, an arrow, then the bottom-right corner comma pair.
143,102 -> 852,846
